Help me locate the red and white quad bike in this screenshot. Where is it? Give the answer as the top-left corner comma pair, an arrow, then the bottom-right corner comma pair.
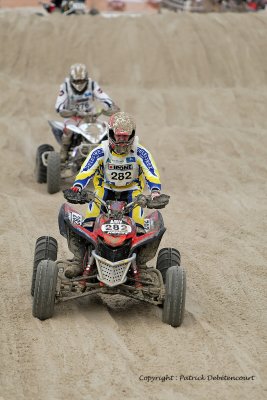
31,191 -> 186,327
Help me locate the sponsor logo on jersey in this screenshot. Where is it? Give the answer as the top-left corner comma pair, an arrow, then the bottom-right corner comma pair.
84,92 -> 92,97
137,147 -> 156,176
108,164 -> 133,171
84,148 -> 104,170
126,157 -> 135,162
76,98 -> 89,103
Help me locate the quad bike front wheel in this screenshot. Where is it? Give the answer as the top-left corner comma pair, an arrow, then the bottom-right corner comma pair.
156,247 -> 181,283
35,144 -> 54,183
162,265 -> 186,327
31,236 -> 58,296
47,151 -> 61,194
32,260 -> 58,321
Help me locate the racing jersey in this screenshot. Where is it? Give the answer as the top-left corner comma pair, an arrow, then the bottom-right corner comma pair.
73,138 -> 161,193
55,77 -> 113,113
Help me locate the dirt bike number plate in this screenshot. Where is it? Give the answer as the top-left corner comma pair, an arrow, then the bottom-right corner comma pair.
101,222 -> 132,235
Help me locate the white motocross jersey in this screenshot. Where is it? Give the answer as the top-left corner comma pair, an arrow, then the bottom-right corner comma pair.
55,77 -> 113,113
102,140 -> 140,188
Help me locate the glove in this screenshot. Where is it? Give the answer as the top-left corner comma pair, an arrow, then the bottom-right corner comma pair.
102,104 -> 120,117
63,186 -> 81,204
151,190 -> 161,200
111,103 -> 120,113
60,109 -> 77,118
63,188 -> 79,204
136,194 -> 148,208
95,107 -> 103,116
71,186 -> 81,193
63,188 -> 93,204
76,110 -> 88,118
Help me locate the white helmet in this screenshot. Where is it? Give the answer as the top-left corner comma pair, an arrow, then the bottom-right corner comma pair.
69,63 -> 88,93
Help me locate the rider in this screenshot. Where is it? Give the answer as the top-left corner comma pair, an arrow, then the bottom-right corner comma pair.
55,63 -> 119,161
65,111 -> 162,278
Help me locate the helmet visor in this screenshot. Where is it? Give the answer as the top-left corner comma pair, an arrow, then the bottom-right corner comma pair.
71,79 -> 87,92
114,143 -> 132,154
113,132 -> 134,154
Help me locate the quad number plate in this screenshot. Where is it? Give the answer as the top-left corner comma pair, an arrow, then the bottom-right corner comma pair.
101,222 -> 132,235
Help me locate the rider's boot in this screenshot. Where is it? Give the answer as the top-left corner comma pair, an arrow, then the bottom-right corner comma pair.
65,232 -> 85,278
65,257 -> 83,279
60,144 -> 70,162
60,131 -> 72,162
77,265 -> 92,292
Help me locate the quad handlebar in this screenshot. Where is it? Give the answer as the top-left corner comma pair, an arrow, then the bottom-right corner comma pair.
59,109 -> 104,123
63,189 -> 170,212
59,103 -> 120,122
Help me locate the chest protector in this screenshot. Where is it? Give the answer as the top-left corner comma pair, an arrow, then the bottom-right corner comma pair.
102,138 -> 140,188
65,78 -> 95,112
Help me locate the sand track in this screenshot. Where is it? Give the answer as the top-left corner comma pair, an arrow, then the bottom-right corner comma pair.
0,10 -> 266,400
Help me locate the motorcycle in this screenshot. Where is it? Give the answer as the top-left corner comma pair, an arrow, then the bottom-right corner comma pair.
35,109 -> 108,194
31,190 -> 186,327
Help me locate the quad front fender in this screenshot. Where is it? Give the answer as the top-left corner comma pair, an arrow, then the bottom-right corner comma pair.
58,203 -> 97,247
131,211 -> 166,264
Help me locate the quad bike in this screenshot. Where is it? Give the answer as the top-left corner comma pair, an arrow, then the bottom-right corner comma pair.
35,109 -> 108,194
31,190 -> 186,327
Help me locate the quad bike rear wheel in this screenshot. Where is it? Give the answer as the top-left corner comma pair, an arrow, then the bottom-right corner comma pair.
162,265 -> 186,327
47,151 -> 61,194
156,248 -> 181,283
32,260 -> 58,320
35,144 -> 54,183
31,236 -> 58,296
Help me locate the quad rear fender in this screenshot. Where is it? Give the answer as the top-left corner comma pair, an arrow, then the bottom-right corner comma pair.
131,211 -> 166,264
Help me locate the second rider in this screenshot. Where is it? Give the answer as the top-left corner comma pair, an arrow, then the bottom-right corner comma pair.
55,63 -> 119,161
